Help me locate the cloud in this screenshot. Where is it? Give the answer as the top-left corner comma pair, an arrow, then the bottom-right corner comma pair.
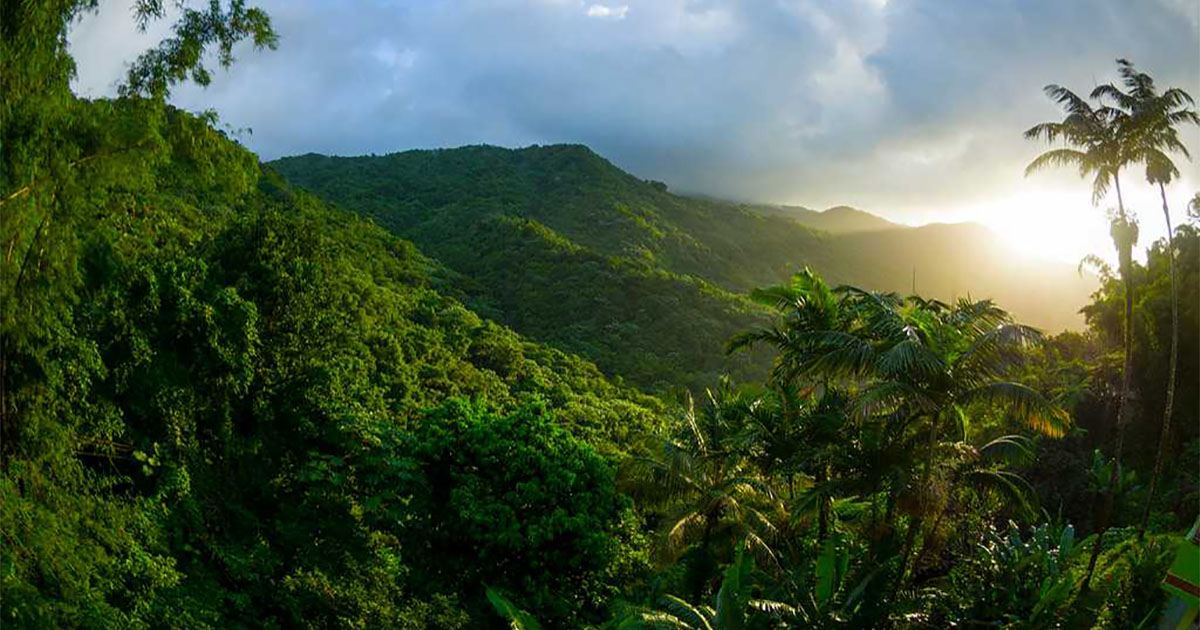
586,4 -> 629,19
68,0 -> 1199,239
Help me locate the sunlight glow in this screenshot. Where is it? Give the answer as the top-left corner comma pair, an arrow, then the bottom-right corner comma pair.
958,179 -> 1195,267
967,191 -> 1114,266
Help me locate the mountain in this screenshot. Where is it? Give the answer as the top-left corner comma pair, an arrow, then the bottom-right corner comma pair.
271,144 -> 1096,390
753,204 -> 904,233
746,205 -> 1096,329
828,222 -> 1096,330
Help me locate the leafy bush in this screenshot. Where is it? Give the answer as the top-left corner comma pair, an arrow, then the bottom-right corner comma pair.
384,399 -> 649,624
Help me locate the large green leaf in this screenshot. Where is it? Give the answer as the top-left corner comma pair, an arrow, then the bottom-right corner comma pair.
486,587 -> 543,630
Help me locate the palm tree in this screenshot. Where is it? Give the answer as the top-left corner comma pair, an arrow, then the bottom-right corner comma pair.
1093,60 -> 1199,539
913,434 -> 1038,569
1025,84 -> 1135,209
619,381 -> 783,599
727,268 -> 857,546
734,272 -> 1066,589
1024,80 -> 1141,589
835,293 -> 1063,587
1080,210 -> 1139,589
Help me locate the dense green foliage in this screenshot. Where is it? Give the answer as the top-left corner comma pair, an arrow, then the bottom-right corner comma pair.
1069,225 -> 1200,528
2,4 -> 1195,629
272,147 -> 790,391
386,400 -> 645,624
2,5 -> 663,626
1,105 -> 665,625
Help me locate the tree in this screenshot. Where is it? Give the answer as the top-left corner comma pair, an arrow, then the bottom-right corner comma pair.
1093,60 -> 1199,539
378,400 -> 642,625
1080,225 -> 1200,532
1,4 -> 277,624
620,381 -> 783,600
1076,211 -> 1140,589
1024,79 -> 1142,589
727,268 -> 853,546
732,271 -> 1066,590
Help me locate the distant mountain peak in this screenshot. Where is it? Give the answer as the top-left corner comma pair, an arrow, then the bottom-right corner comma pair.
752,204 -> 902,234
273,143 -> 1095,332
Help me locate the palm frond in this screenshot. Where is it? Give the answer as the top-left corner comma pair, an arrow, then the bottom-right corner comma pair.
619,448 -> 703,504
1024,148 -> 1090,177
749,599 -> 798,619
1144,147 -> 1181,184
1043,84 -> 1094,117
658,595 -> 713,630
618,611 -> 696,629
714,544 -> 753,629
1089,168 -> 1112,205
664,512 -> 709,558
486,587 -> 543,630
955,323 -> 1043,384
1159,86 -> 1196,109
877,338 -> 945,378
978,434 -> 1035,465
791,330 -> 875,378
853,381 -> 935,419
963,382 -> 1070,437
963,469 -> 1036,519
1090,83 -> 1138,110
726,327 -> 787,355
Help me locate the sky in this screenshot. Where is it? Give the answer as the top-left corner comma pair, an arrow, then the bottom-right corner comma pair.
69,0 -> 1200,265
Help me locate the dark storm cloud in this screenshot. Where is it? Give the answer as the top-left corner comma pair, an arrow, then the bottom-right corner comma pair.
70,0 -> 1199,214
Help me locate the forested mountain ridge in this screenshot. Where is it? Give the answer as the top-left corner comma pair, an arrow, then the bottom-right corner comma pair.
272,146 -> 790,391
750,203 -> 903,233
271,145 -> 836,287
272,144 -> 1096,385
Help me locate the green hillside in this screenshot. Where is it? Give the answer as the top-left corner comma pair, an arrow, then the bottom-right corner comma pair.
271,146 -> 801,391
3,92 -> 666,624
272,145 -> 1096,374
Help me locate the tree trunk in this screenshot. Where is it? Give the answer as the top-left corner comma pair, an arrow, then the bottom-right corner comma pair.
817,463 -> 830,545
913,493 -> 952,573
895,414 -> 940,591
891,515 -> 922,600
691,513 -> 719,602
1083,183 -> 1136,591
1138,183 -> 1178,540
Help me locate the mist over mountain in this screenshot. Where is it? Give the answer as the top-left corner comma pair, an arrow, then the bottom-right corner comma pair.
272,144 -> 1096,391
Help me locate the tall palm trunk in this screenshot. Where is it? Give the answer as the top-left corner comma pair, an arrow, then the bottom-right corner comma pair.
817,463 -> 830,545
1084,178 -> 1136,590
1138,183 -> 1178,540
689,512 -> 719,602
